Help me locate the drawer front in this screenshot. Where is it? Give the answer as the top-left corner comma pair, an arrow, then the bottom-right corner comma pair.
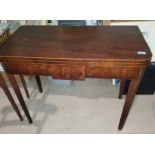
51,64 -> 85,80
86,66 -> 140,79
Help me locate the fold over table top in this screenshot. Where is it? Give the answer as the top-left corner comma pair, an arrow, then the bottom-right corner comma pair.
0,26 -> 152,65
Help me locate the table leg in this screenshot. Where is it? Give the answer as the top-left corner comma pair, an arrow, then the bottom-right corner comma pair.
118,80 -> 126,99
35,76 -> 43,93
118,68 -> 145,130
0,73 -> 23,121
7,74 -> 32,124
19,75 -> 30,99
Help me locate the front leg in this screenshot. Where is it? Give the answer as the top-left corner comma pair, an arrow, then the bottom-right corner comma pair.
0,73 -> 23,121
118,68 -> 145,130
7,74 -> 32,124
19,75 -> 30,99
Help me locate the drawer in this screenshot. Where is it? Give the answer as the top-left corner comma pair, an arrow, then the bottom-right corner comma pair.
51,64 -> 85,80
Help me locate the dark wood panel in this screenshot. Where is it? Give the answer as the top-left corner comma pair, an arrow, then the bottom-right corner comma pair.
0,26 -> 152,65
3,63 -> 86,80
51,64 -> 85,80
2,63 -> 53,75
3,63 -> 85,80
3,62 -> 140,79
86,66 -> 140,79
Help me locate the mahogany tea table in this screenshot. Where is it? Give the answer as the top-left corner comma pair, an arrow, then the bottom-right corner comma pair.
0,26 -> 152,130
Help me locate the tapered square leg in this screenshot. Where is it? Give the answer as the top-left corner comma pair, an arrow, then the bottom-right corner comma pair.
118,68 -> 145,130
0,73 -> 23,121
35,76 -> 43,93
19,75 -> 30,99
7,74 -> 32,124
118,80 -> 126,99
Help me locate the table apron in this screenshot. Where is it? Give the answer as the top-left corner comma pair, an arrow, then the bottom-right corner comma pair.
2,63 -> 141,80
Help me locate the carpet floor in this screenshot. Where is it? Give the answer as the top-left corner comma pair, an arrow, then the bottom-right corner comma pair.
0,76 -> 155,133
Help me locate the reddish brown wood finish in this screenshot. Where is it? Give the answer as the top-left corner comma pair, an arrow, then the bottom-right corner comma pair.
0,26 -> 151,63
35,75 -> 43,93
0,26 -> 152,130
51,64 -> 85,80
86,66 -> 140,79
19,75 -> 30,98
2,62 -> 140,79
118,68 -> 145,130
0,73 -> 23,121
7,74 -> 32,124
118,80 -> 126,99
1,27 -> 42,96
0,28 -> 26,121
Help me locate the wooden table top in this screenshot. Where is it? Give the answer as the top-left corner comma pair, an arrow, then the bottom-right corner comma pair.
0,26 -> 152,63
